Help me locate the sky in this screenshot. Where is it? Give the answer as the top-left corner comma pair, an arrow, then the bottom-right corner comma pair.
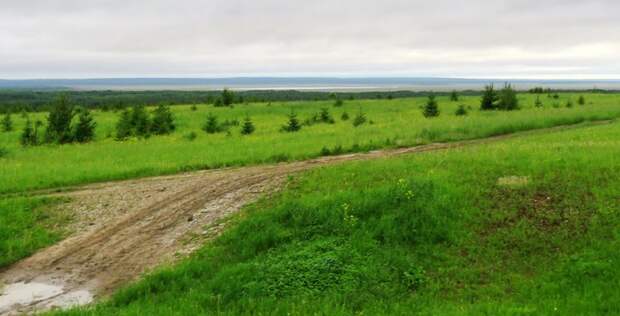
1,0 -> 620,79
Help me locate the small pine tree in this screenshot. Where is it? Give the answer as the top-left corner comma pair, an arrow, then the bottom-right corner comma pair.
130,105 -> 151,137
455,104 -> 467,116
282,111 -> 302,132
20,119 -> 37,146
578,95 -> 585,105
352,108 -> 367,127
341,111 -> 349,121
319,108 -> 334,123
566,100 -> 574,108
115,109 -> 133,140
450,90 -> 459,102
480,84 -> 498,110
333,99 -> 344,107
221,89 -> 235,106
203,113 -> 220,134
1,112 -> 12,132
151,104 -> 175,135
240,116 -> 255,135
73,109 -> 96,143
423,95 -> 440,118
535,95 -> 543,107
44,94 -> 75,143
497,83 -> 519,111
214,98 -> 224,107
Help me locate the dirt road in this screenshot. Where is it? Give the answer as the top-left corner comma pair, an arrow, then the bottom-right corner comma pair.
0,121 -> 611,315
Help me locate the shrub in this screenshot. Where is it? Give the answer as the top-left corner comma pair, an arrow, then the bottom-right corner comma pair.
566,100 -> 574,108
480,84 -> 498,110
319,108 -> 335,124
578,95 -> 585,105
497,83 -> 519,110
184,131 -> 197,141
73,108 -> 96,143
341,111 -> 349,121
190,105 -> 198,111
281,111 -> 302,132
241,116 -> 255,135
333,99 -> 344,107
151,104 -> 175,135
20,119 -> 38,146
0,146 -> 8,158
115,109 -> 133,140
352,109 -> 367,127
214,98 -> 224,107
44,94 -> 75,144
535,96 -> 543,107
450,90 -> 459,102
455,105 -> 467,116
1,112 -> 12,132
423,95 -> 440,118
130,105 -> 151,137
221,89 -> 235,106
203,113 -> 221,134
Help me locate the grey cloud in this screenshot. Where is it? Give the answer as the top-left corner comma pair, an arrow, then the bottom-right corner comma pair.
1,0 -> 619,78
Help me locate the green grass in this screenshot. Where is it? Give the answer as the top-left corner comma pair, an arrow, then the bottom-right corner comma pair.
1,93 -> 619,194
54,120 -> 620,315
0,197 -> 71,267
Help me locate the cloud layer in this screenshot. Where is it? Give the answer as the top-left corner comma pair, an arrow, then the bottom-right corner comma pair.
2,0 -> 619,78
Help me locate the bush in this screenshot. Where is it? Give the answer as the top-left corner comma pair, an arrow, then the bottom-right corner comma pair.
333,99 -> 344,107
241,116 -> 255,135
578,96 -> 586,105
341,111 -> 349,121
44,94 -> 75,144
352,109 -> 367,127
115,109 -> 133,140
151,104 -> 175,135
497,83 -> 519,110
480,84 -> 498,110
73,108 -> 96,143
423,95 -> 440,118
535,96 -> 543,107
184,131 -> 197,141
20,119 -> 39,146
455,105 -> 467,116
319,108 -> 335,124
1,113 -> 12,132
281,111 -> 302,132
566,100 -> 574,108
0,146 -> 8,158
450,90 -> 459,102
130,105 -> 151,137
221,89 -> 235,106
203,113 -> 221,134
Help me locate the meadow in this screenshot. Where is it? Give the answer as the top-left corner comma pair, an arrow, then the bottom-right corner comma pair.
54,113 -> 620,315
1,93 -> 620,195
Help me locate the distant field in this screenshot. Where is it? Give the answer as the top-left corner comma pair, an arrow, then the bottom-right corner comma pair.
55,111 -> 620,315
1,93 -> 620,194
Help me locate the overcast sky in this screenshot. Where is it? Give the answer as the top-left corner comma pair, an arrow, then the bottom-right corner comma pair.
1,0 -> 619,79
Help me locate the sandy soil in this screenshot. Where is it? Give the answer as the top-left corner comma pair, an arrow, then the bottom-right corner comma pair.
0,121 -> 609,315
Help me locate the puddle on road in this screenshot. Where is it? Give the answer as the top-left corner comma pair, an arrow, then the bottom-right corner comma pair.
0,281 -> 92,315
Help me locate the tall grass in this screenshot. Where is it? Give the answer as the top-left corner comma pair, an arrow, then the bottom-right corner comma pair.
1,93 -> 620,194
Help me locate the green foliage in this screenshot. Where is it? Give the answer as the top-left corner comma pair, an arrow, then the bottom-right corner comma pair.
130,105 -> 151,137
455,104 -> 468,116
221,89 -> 235,107
319,108 -> 335,124
214,98 -> 223,107
202,113 -> 221,134
72,108 -> 96,143
281,111 -> 302,132
341,111 -> 349,121
333,99 -> 344,107
115,109 -> 133,140
578,95 -> 586,105
497,83 -> 519,111
151,104 -> 176,135
1,112 -> 12,132
535,95 -> 543,107
240,116 -> 255,135
423,94 -> 440,118
184,131 -> 197,141
44,94 -> 75,144
0,146 -> 8,158
20,119 -> 39,146
352,108 -> 367,127
450,90 -> 459,101
480,84 -> 499,110
566,100 -> 574,108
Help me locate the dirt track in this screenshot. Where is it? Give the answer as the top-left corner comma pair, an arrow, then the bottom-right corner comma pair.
0,121 -> 611,315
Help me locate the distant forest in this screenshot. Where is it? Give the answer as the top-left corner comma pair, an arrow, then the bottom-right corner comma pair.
0,88 -> 613,113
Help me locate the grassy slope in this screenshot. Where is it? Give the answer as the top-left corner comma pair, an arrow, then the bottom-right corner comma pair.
56,121 -> 620,315
0,197 -> 70,267
1,93 -> 619,194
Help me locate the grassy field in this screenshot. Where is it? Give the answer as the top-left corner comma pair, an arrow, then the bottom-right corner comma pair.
53,116 -> 620,315
1,93 -> 619,195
